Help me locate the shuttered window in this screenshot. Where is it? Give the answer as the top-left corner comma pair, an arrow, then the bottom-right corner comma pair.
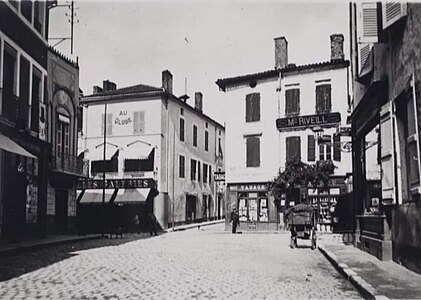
307,135 -> 315,162
209,165 -> 212,184
286,136 -> 301,162
245,93 -> 260,122
180,118 -> 185,142
198,161 -> 201,182
133,111 -> 145,134
205,130 -> 209,151
193,125 -> 198,147
101,113 -> 113,136
203,163 -> 208,183
246,136 -> 260,167
333,133 -> 341,161
191,159 -> 197,181
316,84 -> 331,113
382,2 -> 407,29
179,155 -> 185,178
285,89 -> 300,116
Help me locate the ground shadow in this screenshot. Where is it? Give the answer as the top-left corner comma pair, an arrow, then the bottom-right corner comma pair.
0,232 -> 163,282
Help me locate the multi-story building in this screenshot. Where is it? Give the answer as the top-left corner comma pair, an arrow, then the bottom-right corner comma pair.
350,2 -> 421,273
77,70 -> 225,233
216,34 -> 351,232
46,46 -> 85,235
0,1 -> 51,242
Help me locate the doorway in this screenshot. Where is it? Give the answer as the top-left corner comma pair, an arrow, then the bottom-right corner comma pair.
186,195 -> 196,224
55,189 -> 68,233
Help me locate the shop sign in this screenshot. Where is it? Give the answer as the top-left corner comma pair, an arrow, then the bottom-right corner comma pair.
229,183 -> 267,191
276,112 -> 341,131
77,178 -> 155,190
214,171 -> 225,182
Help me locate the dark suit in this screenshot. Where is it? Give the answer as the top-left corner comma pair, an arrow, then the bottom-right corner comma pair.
230,211 -> 240,233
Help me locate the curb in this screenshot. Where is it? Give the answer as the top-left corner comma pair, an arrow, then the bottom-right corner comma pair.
0,235 -> 103,257
164,220 -> 224,233
318,245 -> 389,300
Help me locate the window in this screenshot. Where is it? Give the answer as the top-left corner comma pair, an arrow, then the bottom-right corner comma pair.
316,84 -> 331,113
285,88 -> 300,116
193,125 -> 198,147
318,135 -> 332,161
31,67 -> 42,132
124,149 -> 154,172
179,117 -> 185,142
203,163 -> 208,183
101,113 -> 113,136
34,1 -> 45,35
218,137 -> 223,159
57,113 -> 70,161
246,135 -> 260,167
19,56 -> 30,127
21,0 -> 32,23
205,130 -> 209,151
308,135 -> 316,162
2,43 -> 17,120
133,111 -> 145,134
286,136 -> 301,162
198,161 -> 201,182
179,155 -> 185,178
180,108 -> 184,115
91,158 -> 118,174
191,159 -> 197,181
245,93 -> 260,122
209,165 -> 212,184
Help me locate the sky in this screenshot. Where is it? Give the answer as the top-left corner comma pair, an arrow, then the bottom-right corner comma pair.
49,0 -> 350,125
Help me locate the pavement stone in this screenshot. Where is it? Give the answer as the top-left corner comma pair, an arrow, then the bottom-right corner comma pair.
319,235 -> 421,299
0,223 -> 361,299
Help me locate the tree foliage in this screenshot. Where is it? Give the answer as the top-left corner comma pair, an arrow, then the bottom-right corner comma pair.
269,159 -> 336,210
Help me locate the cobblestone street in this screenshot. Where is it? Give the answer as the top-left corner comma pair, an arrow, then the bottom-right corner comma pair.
0,224 -> 361,299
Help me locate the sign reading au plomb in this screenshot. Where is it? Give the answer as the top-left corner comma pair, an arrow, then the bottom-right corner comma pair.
77,178 -> 155,190
276,112 -> 341,131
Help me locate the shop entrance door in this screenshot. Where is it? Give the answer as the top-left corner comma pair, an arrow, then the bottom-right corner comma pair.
185,195 -> 196,224
55,189 -> 68,233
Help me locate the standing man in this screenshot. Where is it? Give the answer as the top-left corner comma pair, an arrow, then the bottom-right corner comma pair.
230,208 -> 240,234
133,214 -> 140,234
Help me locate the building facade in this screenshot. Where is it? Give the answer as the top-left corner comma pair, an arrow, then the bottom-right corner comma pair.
78,71 -> 225,233
350,2 -> 421,273
0,1 -> 51,242
216,34 -> 352,232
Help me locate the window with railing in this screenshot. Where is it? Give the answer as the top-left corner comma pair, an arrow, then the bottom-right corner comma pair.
91,158 -> 118,174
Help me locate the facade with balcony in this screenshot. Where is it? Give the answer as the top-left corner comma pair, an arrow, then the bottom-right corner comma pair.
77,71 -> 225,233
350,2 -> 421,273
0,1 -> 51,242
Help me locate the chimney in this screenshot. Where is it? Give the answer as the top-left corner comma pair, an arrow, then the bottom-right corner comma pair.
103,80 -> 117,92
162,70 -> 173,94
330,34 -> 344,61
194,92 -> 203,112
93,86 -> 103,94
274,37 -> 288,70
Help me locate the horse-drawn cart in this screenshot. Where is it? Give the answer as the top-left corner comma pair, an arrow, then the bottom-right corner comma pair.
284,204 -> 317,250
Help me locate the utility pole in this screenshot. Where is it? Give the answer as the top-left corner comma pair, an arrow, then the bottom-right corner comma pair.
102,103 -> 107,237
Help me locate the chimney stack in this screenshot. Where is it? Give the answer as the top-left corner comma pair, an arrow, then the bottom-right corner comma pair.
162,70 -> 173,94
330,34 -> 344,61
103,80 -> 117,91
93,86 -> 103,94
274,37 -> 288,70
195,92 -> 203,112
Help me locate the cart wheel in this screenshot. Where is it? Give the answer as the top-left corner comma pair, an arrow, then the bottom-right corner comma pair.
311,229 -> 317,250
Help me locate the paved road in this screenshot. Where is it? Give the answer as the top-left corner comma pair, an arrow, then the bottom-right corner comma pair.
0,224 -> 361,299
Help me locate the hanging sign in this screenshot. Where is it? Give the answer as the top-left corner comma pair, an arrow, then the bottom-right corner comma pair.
214,171 -> 225,182
276,112 -> 341,131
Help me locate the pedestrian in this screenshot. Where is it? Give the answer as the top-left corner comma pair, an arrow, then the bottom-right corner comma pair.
230,208 -> 240,234
133,214 -> 140,234
147,212 -> 158,236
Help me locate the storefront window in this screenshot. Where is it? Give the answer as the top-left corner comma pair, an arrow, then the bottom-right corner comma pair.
237,191 -> 269,222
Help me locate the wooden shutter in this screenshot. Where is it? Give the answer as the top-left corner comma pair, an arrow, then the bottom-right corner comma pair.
382,2 -> 407,30
133,111 -> 145,134
333,133 -> 341,161
316,85 -> 331,113
246,136 -> 260,167
198,161 -> 201,182
209,165 -> 212,184
358,2 -> 379,43
205,131 -> 209,151
191,159 -> 196,181
179,155 -> 185,178
246,93 -> 260,122
203,163 -> 208,183
308,135 -> 315,162
179,118 -> 185,142
409,77 -> 421,189
193,125 -> 198,147
285,89 -> 300,116
380,102 -> 397,205
286,136 -> 300,162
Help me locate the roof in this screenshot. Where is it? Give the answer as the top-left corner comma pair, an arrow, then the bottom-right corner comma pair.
216,59 -> 350,91
83,83 -> 163,98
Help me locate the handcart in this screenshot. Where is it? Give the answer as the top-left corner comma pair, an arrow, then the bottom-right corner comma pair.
284,204 -> 317,250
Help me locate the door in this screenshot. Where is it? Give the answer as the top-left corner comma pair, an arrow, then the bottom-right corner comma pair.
186,195 -> 196,224
55,189 -> 68,233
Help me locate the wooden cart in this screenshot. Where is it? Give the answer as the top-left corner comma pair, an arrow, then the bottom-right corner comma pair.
285,204 -> 317,250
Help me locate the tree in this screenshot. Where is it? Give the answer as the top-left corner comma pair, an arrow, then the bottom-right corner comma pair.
269,159 -> 336,210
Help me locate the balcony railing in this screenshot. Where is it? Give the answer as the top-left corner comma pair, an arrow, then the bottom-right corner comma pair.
51,151 -> 89,177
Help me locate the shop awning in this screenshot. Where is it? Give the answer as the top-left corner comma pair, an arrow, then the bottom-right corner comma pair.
0,132 -> 36,158
113,188 -> 151,203
78,189 -> 116,204
123,140 -> 154,159
86,143 -> 119,161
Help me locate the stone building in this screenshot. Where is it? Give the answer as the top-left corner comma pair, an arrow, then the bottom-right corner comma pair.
77,71 -> 225,233
216,34 -> 352,232
350,2 -> 421,273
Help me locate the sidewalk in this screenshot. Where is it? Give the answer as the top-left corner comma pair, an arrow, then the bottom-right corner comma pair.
318,234 -> 421,299
164,219 -> 225,232
0,234 -> 102,257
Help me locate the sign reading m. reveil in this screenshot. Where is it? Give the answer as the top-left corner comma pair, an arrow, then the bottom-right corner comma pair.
276,112 -> 341,131
77,178 -> 156,190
